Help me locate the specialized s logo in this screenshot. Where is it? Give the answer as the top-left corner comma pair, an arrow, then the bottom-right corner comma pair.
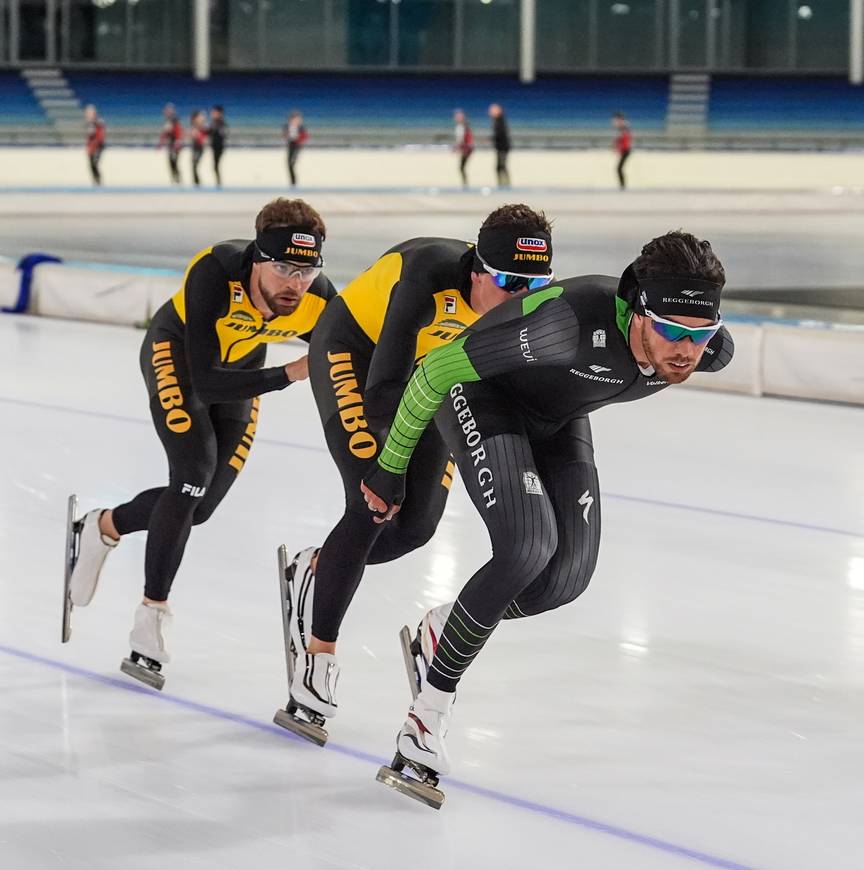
516,237 -> 548,252
290,233 -> 316,248
578,489 -> 594,524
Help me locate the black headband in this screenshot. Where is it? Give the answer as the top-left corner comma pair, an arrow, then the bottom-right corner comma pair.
617,264 -> 723,323
476,225 -> 552,276
254,226 -> 323,266
638,277 -> 722,322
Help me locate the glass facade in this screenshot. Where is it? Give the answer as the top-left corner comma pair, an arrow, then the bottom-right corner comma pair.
0,0 -> 854,72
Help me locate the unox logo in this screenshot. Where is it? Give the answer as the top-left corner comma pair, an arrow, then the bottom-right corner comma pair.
516,237 -> 547,252
291,232 -> 316,248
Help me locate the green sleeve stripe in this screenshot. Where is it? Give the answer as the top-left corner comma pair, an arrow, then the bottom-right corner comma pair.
521,285 -> 564,316
377,338 -> 479,474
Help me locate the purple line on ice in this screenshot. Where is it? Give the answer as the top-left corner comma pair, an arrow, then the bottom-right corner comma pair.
0,642 -> 759,870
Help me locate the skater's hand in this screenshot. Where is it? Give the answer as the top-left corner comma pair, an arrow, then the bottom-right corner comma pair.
361,465 -> 405,523
285,355 -> 309,382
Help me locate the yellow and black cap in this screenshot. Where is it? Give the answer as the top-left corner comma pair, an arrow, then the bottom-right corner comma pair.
476,224 -> 553,276
254,226 -> 323,266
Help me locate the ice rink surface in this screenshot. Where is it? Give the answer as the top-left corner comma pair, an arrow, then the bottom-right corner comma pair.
2,311 -> 863,870
2,182 -> 864,870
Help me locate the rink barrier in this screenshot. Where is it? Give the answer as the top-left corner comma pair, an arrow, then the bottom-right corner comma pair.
2,256 -> 863,406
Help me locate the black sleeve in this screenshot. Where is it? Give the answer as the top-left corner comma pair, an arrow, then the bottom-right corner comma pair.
296,274 -> 339,344
184,254 -> 291,404
461,297 -> 581,378
696,324 -> 735,373
364,279 -> 437,429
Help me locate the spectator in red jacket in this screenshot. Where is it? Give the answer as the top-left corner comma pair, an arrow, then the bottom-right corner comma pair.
190,110 -> 209,188
84,104 -> 105,187
159,103 -> 183,185
612,111 -> 632,190
284,110 -> 309,187
453,109 -> 474,189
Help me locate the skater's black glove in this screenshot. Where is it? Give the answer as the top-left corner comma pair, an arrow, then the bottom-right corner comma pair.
361,462 -> 406,522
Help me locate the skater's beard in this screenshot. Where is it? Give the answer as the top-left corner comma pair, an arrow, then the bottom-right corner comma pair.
258,274 -> 303,316
639,321 -> 702,384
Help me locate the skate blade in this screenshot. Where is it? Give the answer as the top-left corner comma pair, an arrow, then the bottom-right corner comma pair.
273,707 -> 328,746
376,764 -> 445,810
62,494 -> 80,644
398,625 -> 421,700
276,545 -> 296,686
120,657 -> 166,691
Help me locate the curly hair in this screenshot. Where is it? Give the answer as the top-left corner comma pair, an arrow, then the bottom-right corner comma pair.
480,203 -> 552,235
633,230 -> 725,285
255,198 -> 326,238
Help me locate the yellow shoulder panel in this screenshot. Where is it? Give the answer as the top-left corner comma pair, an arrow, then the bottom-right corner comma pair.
171,246 -> 215,324
414,290 -> 480,361
339,252 -> 404,343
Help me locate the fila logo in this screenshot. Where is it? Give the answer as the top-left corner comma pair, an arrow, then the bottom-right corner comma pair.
443,294 -> 457,314
290,232 -> 316,247
589,364 -> 612,373
578,489 -> 594,524
592,329 -> 606,348
681,290 -> 704,297
516,237 -> 548,252
232,287 -> 244,303
181,483 -> 207,497
523,471 -> 543,496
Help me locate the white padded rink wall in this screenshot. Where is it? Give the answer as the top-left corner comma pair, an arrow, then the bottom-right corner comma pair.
7,258 -> 863,406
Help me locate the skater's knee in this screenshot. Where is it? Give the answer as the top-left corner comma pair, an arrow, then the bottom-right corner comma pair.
168,468 -> 215,516
367,516 -> 439,564
516,557 -> 596,616
191,491 -> 221,525
490,530 -> 558,598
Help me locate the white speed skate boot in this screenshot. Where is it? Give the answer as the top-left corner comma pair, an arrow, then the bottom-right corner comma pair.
273,545 -> 338,746
377,684 -> 454,810
120,602 -> 172,691
399,602 -> 453,699
62,497 -> 118,643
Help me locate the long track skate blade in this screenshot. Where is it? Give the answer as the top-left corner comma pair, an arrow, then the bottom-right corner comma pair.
62,494 -> 79,644
376,765 -> 445,810
273,708 -> 328,746
398,625 -> 420,700
120,657 -> 165,691
275,545 -> 295,686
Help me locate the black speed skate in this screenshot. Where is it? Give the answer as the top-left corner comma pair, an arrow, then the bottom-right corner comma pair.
272,545 -> 329,747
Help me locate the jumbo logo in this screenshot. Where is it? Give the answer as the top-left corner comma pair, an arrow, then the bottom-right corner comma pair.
291,233 -> 316,248
516,237 -> 547,252
151,340 -> 192,433
327,351 -> 378,459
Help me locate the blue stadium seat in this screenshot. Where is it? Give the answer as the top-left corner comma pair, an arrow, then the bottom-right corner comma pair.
710,77 -> 864,131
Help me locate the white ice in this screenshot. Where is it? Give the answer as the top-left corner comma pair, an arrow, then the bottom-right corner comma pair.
1,313 -> 863,870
